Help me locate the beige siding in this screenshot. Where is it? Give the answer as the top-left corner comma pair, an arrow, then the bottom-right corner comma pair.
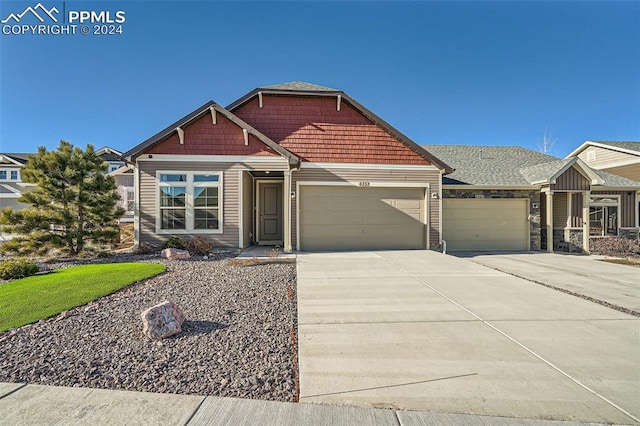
550,166 -> 591,191
138,158 -> 287,248
553,193 -> 569,229
241,171 -> 254,248
591,190 -> 637,228
578,146 -> 640,169
292,166 -> 441,249
0,197 -> 28,211
602,163 -> 640,182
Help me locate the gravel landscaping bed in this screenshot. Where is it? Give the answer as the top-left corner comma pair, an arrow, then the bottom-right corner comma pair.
0,254 -> 299,401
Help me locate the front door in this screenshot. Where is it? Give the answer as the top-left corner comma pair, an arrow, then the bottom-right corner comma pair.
258,181 -> 283,245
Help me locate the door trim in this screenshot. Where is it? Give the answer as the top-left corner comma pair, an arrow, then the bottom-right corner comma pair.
256,179 -> 284,246
295,181 -> 430,251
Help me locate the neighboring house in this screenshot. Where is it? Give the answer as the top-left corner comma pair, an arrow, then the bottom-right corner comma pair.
96,146 -> 126,173
567,141 -> 640,182
122,81 -> 452,252
567,141 -> 640,225
1,147 -> 131,221
108,164 -> 135,223
423,145 -> 640,253
0,153 -> 32,211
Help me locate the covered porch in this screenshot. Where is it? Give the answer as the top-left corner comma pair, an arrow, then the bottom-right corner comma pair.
239,169 -> 294,252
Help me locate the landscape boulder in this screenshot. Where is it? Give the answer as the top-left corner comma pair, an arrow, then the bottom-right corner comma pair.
141,301 -> 185,340
160,248 -> 190,260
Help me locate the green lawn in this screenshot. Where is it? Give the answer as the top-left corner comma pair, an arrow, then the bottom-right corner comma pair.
0,262 -> 165,331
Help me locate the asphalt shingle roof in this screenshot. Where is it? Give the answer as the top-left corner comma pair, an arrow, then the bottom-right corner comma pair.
589,141 -> 640,154
1,153 -> 30,164
259,81 -> 339,92
594,169 -> 640,187
519,158 -> 576,184
422,145 -> 558,186
422,144 -> 640,188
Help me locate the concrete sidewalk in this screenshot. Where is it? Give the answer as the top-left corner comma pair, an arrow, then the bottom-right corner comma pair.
296,251 -> 639,425
0,382 -> 609,425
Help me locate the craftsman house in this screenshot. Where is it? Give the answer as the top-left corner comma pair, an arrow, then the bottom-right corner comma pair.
123,82 -> 451,252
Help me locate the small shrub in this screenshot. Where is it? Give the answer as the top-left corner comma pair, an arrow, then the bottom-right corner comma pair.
97,250 -> 112,258
590,237 -> 640,257
0,258 -> 40,280
183,236 -> 215,255
161,236 -> 185,250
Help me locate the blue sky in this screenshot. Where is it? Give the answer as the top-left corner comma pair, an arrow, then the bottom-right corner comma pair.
1,1 -> 639,158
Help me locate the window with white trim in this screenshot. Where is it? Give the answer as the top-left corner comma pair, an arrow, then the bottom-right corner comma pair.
158,172 -> 221,232
0,171 -> 5,180
589,196 -> 619,236
10,170 -> 18,180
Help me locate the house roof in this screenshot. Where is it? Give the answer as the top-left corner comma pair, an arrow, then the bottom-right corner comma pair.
593,169 -> 640,188
422,144 -> 639,188
566,140 -> 640,158
260,81 -> 339,92
0,153 -> 30,165
228,82 -> 453,173
422,145 -> 557,186
122,101 -> 300,165
96,146 -> 123,161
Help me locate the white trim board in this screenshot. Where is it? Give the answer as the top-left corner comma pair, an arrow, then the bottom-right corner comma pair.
138,154 -> 289,164
300,162 -> 439,171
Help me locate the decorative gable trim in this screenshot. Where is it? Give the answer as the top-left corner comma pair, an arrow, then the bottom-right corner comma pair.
123,101 -> 300,166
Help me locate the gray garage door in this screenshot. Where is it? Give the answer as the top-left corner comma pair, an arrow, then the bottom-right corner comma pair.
299,186 -> 426,251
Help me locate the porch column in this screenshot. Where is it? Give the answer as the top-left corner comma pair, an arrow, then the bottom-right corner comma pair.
546,191 -> 553,252
582,191 -> 590,254
283,169 -> 292,253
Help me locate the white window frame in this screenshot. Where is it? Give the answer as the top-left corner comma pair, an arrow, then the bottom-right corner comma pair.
155,170 -> 223,234
588,195 -> 620,236
0,168 -> 20,181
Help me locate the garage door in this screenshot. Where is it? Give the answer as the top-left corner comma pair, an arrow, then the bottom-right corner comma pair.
443,198 -> 529,251
299,186 -> 426,251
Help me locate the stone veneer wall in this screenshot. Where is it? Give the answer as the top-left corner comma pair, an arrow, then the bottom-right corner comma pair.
442,189 -> 541,251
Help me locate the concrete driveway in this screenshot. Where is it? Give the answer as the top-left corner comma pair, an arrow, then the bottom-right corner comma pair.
457,252 -> 640,314
296,251 -> 640,424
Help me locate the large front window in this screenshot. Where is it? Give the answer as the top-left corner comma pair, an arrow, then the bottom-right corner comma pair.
589,196 -> 619,236
158,172 -> 221,232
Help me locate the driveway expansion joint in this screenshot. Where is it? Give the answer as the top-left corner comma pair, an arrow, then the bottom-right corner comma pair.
383,256 -> 640,424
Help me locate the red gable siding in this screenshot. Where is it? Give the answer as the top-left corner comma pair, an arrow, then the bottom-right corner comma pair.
234,96 -> 429,165
146,112 -> 277,156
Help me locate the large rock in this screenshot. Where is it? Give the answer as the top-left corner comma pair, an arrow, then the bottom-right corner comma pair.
141,301 -> 185,340
160,248 -> 190,260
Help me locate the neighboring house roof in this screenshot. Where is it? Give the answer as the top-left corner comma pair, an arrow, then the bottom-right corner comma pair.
593,169 -> 640,188
107,164 -> 133,176
422,145 -> 556,186
0,153 -> 30,165
566,140 -> 640,158
422,144 -> 639,188
228,81 -> 452,173
122,101 -> 300,165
